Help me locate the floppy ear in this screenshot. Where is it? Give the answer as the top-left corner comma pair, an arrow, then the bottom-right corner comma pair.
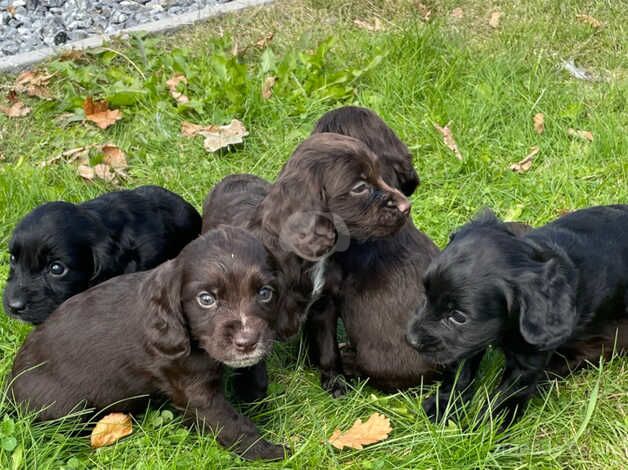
516,258 -> 577,350
142,259 -> 191,359
90,235 -> 124,284
262,171 -> 337,260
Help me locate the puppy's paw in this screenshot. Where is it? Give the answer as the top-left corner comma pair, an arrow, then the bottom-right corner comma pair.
339,347 -> 359,380
321,371 -> 349,398
241,440 -> 289,461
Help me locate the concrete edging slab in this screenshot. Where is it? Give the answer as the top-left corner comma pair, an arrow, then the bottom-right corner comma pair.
0,0 -> 274,73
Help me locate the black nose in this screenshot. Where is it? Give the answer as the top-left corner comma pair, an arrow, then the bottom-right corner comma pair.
234,330 -> 260,354
7,297 -> 26,313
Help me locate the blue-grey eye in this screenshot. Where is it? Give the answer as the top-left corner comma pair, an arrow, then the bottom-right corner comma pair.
197,291 -> 216,308
449,310 -> 467,325
350,180 -> 370,196
49,261 -> 67,277
9,254 -> 16,265
257,286 -> 273,303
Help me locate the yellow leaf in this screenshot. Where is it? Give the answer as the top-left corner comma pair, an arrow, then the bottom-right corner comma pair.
166,74 -> 189,104
533,113 -> 544,134
434,121 -> 462,160
90,413 -> 133,448
509,146 -> 539,173
567,128 -> 593,142
328,413 -> 392,450
576,14 -> 602,28
489,11 -> 502,29
181,119 -> 249,153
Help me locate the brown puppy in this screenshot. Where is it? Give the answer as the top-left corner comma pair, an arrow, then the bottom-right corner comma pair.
9,227 -> 286,461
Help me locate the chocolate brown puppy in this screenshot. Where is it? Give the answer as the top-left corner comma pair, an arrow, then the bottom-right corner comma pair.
9,227 -> 286,460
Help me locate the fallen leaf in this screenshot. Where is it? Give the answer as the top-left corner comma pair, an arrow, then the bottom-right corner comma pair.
353,18 -> 386,32
90,413 -> 133,448
58,49 -> 87,62
181,119 -> 249,153
489,11 -> 502,28
166,74 -> 189,104
14,70 -> 54,100
451,7 -> 464,19
434,121 -> 462,160
43,143 -> 128,183
0,101 -> 31,118
328,413 -> 392,450
262,76 -> 276,100
509,146 -> 539,173
83,97 -> 122,129
567,128 -> 593,142
6,5 -> 15,16
255,32 -> 274,49
576,14 -> 602,28
101,144 -> 127,169
533,113 -> 544,134
414,2 -> 432,21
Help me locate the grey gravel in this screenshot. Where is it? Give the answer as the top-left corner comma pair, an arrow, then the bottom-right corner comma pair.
0,0 -> 232,57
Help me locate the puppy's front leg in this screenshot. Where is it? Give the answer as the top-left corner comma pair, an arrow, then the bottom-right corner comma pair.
173,380 -> 286,460
423,351 -> 484,421
305,297 -> 347,397
231,361 -> 268,404
485,350 -> 551,427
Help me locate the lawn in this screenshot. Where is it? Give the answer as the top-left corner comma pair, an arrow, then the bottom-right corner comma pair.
0,0 -> 626,468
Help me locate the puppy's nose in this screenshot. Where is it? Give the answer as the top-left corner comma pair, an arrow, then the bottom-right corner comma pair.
234,330 -> 260,354
387,196 -> 411,215
8,297 -> 26,313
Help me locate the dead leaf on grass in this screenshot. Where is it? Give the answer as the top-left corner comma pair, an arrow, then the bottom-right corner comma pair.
83,97 -> 123,129
181,119 -> 248,153
576,14 -> 602,28
262,76 -> 276,100
166,74 -> 189,104
509,146 -> 539,173
353,18 -> 386,32
0,100 -> 31,118
14,70 -> 54,100
434,121 -> 462,160
414,2 -> 432,22
90,413 -> 133,448
328,413 -> 392,450
489,11 -> 502,28
42,143 -> 128,183
567,128 -> 593,142
451,7 -> 464,19
533,113 -> 545,134
255,31 -> 274,49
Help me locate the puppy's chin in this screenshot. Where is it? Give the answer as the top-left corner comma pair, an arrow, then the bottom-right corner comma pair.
222,350 -> 267,368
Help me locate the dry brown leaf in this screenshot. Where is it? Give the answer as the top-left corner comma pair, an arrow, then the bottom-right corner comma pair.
414,2 -> 432,22
255,32 -> 274,49
434,121 -> 462,160
567,128 -> 593,142
353,18 -> 386,32
83,97 -> 122,130
489,11 -> 502,28
166,74 -> 189,104
576,14 -> 602,28
90,413 -> 133,448
44,143 -> 127,183
533,113 -> 545,134
510,146 -> 539,173
6,5 -> 15,15
451,7 -> 464,19
262,76 -> 276,100
14,70 -> 54,100
0,100 -> 32,118
328,413 -> 392,450
102,144 -> 127,169
181,119 -> 249,153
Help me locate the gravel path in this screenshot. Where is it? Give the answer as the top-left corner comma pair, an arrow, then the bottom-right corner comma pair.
1,0 -> 231,57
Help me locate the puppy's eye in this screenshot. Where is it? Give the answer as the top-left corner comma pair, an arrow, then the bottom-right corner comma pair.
48,262 -> 67,277
197,291 -> 216,308
9,254 -> 16,265
350,181 -> 371,196
449,310 -> 467,325
257,286 -> 273,303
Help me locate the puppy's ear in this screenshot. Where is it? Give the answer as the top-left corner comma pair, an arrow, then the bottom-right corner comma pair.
516,258 -> 577,350
262,171 -> 336,260
90,236 -> 123,284
143,259 -> 191,359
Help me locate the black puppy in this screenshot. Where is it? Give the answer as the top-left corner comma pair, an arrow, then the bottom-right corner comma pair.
3,185 -> 201,324
9,226 -> 286,460
407,205 -> 628,425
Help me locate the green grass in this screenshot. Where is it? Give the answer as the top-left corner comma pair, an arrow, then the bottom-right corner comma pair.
1,0 -> 627,468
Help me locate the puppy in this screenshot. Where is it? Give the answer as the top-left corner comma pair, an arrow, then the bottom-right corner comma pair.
9,226 -> 286,460
407,206 -> 628,425
306,108 -> 441,394
3,185 -> 201,324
